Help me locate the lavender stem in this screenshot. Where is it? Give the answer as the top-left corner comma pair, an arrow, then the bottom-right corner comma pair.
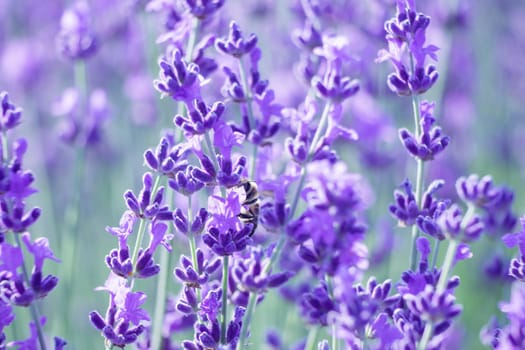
408,54 -> 424,271
303,326 -> 320,350
220,255 -> 229,344
236,291 -> 257,350
14,233 -> 47,350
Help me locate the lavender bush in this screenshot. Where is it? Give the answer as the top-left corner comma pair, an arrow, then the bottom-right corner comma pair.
0,0 -> 524,349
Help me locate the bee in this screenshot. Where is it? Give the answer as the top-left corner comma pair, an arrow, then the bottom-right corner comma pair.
236,180 -> 260,237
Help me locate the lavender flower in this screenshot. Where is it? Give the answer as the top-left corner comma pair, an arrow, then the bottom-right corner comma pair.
377,0 -> 439,95
89,274 -> 148,348
56,1 -> 98,60
399,101 -> 450,161
216,21 -> 258,58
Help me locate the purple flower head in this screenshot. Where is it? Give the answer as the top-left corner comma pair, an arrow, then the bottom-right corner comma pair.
169,166 -> 205,196
213,119 -> 245,157
304,160 -> 370,215
207,189 -> 242,232
176,286 -> 199,315
193,34 -> 219,77
106,210 -> 137,248
331,277 -> 400,348
389,178 -> 419,226
0,299 -> 14,331
199,287 -> 222,321
56,1 -> 98,60
221,66 -> 247,103
175,99 -> 225,136
300,282 -> 335,326
202,225 -> 252,256
124,173 -> 171,220
416,180 -> 451,240
184,0 -> 225,20
0,91 -> 22,132
84,89 -> 110,146
21,232 -> 60,273
232,246 -> 291,294
154,48 -> 202,104
216,21 -> 258,58
292,20 -> 322,51
399,100 -> 450,161
217,155 -> 247,188
90,274 -> 147,348
495,282 -> 525,348
173,207 -> 209,235
0,199 -> 41,233
404,285 -> 462,324
104,211 -> 137,278
456,175 -> 505,209
437,204 -> 484,242
174,248 -> 221,288
144,136 -> 190,177
7,317 -> 46,350
312,66 -> 359,103
377,0 -> 439,95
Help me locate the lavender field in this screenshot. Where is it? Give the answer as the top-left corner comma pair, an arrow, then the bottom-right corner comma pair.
1,0 -> 525,349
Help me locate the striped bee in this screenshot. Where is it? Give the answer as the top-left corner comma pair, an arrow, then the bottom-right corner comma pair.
236,180 -> 260,237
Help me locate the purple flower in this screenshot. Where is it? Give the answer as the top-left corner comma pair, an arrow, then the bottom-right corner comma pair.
144,136 -> 190,177
89,273 -> 147,348
399,100 -> 450,161
174,99 -> 225,136
56,1 -> 98,60
124,172 -> 171,220
0,91 -> 22,132
231,246 -> 291,293
300,282 -> 335,326
154,48 -> 201,104
174,248 -> 221,288
184,0 -> 225,20
377,0 -> 439,96
216,21 -> 258,58
202,226 -> 252,256
436,204 -> 484,242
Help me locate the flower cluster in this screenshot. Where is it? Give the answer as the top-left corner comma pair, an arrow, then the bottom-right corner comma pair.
0,92 -> 64,348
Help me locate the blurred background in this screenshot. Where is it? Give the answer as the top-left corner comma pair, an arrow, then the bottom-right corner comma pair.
1,0 -> 524,349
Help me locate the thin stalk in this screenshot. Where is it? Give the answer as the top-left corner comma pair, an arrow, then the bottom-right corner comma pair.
184,18 -> 200,63
1,130 -> 7,164
332,323 -> 338,350
431,239 -> 441,269
203,132 -> 220,176
236,292 -> 257,350
220,255 -> 229,344
237,58 -> 255,130
263,101 -> 333,291
187,195 -> 202,301
130,218 -> 147,272
418,239 -> 458,350
150,180 -> 175,350
14,234 -> 47,350
303,326 -> 320,350
289,101 -> 332,218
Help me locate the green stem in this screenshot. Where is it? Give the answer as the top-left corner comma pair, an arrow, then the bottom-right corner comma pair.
332,323 -> 338,350
431,239 -> 441,269
203,132 -> 220,175
237,58 -> 255,130
130,176 -> 161,270
150,179 -> 176,350
436,239 -> 458,293
14,234 -> 47,350
1,130 -> 7,164
419,239 -> 458,350
303,326 -> 320,350
220,255 -> 230,344
289,101 -> 332,218
184,18 -> 200,63
235,291 -> 257,350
